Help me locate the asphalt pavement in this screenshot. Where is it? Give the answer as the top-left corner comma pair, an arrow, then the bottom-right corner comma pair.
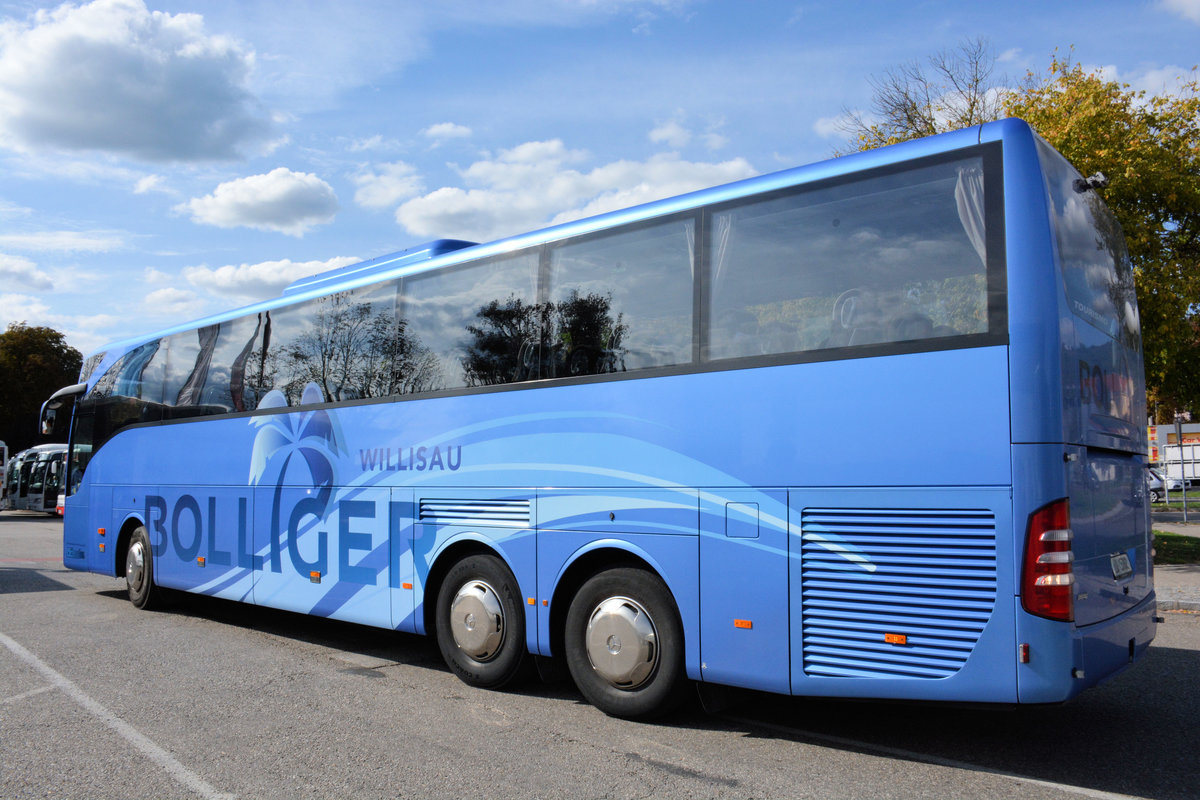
1152,513 -> 1200,612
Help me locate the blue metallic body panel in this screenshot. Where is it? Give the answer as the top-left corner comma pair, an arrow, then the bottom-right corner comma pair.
62,119 -> 1155,705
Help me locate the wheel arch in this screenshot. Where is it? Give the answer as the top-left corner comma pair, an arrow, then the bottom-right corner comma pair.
547,543 -> 674,663
420,536 -> 508,638
113,513 -> 146,579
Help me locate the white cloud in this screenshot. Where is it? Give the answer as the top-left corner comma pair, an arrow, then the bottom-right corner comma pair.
1161,0 -> 1200,23
0,230 -> 124,252
0,292 -> 51,322
813,114 -> 853,140
702,132 -> 729,151
143,267 -> 172,284
0,253 -> 53,291
353,161 -> 424,210
0,0 -> 275,161
134,175 -> 172,195
649,120 -> 691,148
395,139 -> 757,242
0,291 -> 121,353
143,286 -> 205,317
182,255 -> 360,302
1125,64 -> 1197,97
178,168 -> 339,236
0,199 -> 32,218
422,122 -> 473,140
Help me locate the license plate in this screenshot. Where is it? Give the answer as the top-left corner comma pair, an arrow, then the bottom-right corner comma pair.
1110,552 -> 1133,581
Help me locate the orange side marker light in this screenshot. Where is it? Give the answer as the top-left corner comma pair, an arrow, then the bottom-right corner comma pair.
734,619 -> 752,630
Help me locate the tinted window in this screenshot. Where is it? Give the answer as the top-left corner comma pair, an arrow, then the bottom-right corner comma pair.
1037,139 -> 1139,345
404,252 -> 540,389
260,281 -> 405,406
546,219 -> 694,375
707,156 -> 991,360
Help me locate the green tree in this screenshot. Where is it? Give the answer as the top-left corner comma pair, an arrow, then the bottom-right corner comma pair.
0,322 -> 83,452
842,44 -> 1200,419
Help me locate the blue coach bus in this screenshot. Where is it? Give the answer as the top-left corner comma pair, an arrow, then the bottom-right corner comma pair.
43,119 -> 1155,718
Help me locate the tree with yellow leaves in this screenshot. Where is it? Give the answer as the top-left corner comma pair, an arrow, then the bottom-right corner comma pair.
842,45 -> 1200,419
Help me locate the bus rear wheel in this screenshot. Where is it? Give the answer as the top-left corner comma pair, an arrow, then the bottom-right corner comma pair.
125,525 -> 161,610
564,567 -> 688,720
435,554 -> 529,689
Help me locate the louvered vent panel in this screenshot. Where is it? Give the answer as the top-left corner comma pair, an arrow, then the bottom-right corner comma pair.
801,508 -> 997,679
419,498 -> 531,528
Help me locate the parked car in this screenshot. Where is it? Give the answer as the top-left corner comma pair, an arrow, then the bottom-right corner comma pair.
1148,469 -> 1167,502
1148,468 -> 1192,502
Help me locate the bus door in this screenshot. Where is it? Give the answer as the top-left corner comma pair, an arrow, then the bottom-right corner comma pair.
145,486 -> 256,602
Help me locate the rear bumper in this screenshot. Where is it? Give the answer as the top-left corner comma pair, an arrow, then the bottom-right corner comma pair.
1016,592 -> 1157,703
1076,591 -> 1157,690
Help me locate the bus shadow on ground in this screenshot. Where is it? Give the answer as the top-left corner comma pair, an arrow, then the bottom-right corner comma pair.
95,586 -> 589,706
97,587 -> 448,673
93,587 -> 1198,799
719,635 -> 1199,800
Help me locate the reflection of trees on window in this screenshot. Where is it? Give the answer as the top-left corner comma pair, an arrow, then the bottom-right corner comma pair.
357,312 -> 443,397
277,293 -> 441,404
557,290 -> 628,376
461,290 -> 628,386
462,295 -> 549,387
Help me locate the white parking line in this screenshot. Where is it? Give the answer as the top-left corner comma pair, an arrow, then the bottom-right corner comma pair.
2,685 -> 55,705
0,631 -> 234,800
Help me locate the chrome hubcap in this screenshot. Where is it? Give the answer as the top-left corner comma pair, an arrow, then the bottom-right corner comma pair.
126,540 -> 145,593
450,580 -> 505,661
584,596 -> 658,689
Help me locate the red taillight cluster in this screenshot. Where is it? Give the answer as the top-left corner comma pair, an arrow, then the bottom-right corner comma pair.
1021,499 -> 1075,622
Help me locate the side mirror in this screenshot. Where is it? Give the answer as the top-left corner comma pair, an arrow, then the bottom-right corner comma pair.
41,408 -> 56,436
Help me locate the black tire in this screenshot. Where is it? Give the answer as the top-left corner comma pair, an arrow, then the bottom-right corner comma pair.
125,526 -> 161,610
564,567 -> 689,720
1150,489 -> 1163,503
435,554 -> 529,689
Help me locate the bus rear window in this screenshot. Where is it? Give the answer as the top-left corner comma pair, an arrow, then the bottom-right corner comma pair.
1037,138 -> 1139,344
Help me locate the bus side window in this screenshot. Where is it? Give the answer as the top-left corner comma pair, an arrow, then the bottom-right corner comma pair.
546,218 -> 694,375
707,156 -> 990,361
404,252 -> 540,389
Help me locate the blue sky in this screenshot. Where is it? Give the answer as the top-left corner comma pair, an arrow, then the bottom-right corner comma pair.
1,0 -> 1197,355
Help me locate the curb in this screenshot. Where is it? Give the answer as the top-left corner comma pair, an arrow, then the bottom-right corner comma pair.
1157,600 -> 1200,613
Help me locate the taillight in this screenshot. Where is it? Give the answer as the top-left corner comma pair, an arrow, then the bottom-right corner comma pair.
1021,498 -> 1075,622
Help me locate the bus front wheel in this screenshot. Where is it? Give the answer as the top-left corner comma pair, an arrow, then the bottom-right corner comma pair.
435,554 -> 529,689
564,567 -> 688,719
125,526 -> 161,610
